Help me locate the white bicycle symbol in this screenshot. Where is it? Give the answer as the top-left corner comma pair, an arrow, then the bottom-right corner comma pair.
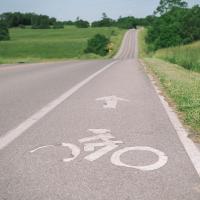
30,129 -> 168,171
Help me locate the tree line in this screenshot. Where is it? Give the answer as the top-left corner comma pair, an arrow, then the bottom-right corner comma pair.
0,11 -> 154,29
91,13 -> 155,28
146,0 -> 200,50
0,12 -> 67,40
0,12 -> 57,28
1,0 -> 199,51
0,11 -> 154,41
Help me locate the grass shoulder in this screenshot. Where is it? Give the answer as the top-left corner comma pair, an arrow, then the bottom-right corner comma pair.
138,28 -> 200,141
154,41 -> 200,72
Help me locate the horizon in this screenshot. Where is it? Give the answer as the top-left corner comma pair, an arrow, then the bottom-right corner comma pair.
0,0 -> 199,22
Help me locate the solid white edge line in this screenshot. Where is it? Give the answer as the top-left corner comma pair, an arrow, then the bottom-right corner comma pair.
139,60 -> 200,177
0,61 -> 118,150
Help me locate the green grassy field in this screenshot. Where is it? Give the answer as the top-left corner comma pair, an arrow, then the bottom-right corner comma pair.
0,26 -> 125,64
138,28 -> 200,141
154,41 -> 200,72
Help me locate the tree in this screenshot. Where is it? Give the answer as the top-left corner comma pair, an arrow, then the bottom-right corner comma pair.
31,14 -> 40,28
31,15 -> 50,29
84,34 -> 110,56
147,7 -> 188,50
63,20 -> 74,25
0,12 -> 57,28
53,21 -> 64,29
102,12 -> 108,20
38,15 -> 50,29
100,13 -> 116,27
146,6 -> 200,50
91,13 -> 116,27
75,18 -> 90,28
182,5 -> 200,43
0,20 -> 10,41
117,16 -> 137,29
49,17 -> 56,25
154,0 -> 188,15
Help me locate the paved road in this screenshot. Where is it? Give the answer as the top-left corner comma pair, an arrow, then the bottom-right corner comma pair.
0,29 -> 200,200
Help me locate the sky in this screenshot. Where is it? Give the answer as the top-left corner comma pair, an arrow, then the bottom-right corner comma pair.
0,0 -> 199,22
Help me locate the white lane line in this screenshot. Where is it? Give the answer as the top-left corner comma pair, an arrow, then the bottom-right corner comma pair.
128,30 -> 135,59
124,30 -> 132,59
140,61 -> 200,177
0,61 -> 118,150
114,31 -> 129,59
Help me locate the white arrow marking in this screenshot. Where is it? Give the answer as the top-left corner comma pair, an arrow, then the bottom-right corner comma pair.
96,96 -> 129,109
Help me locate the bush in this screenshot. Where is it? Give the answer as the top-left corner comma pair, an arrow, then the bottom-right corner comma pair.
37,23 -> 50,29
0,20 -> 10,41
31,15 -> 50,29
19,24 -> 26,29
53,22 -> 64,29
117,16 -> 137,29
75,20 -> 90,28
63,20 -> 74,25
84,34 -> 110,56
32,24 -> 50,29
111,30 -> 117,36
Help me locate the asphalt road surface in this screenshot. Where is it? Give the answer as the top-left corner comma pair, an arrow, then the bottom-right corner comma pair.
0,29 -> 200,200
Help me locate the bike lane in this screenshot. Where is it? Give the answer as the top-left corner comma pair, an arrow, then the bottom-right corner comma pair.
0,59 -> 200,200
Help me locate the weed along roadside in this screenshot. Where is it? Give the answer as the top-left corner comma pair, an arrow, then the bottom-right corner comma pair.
154,42 -> 200,73
138,28 -> 200,143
